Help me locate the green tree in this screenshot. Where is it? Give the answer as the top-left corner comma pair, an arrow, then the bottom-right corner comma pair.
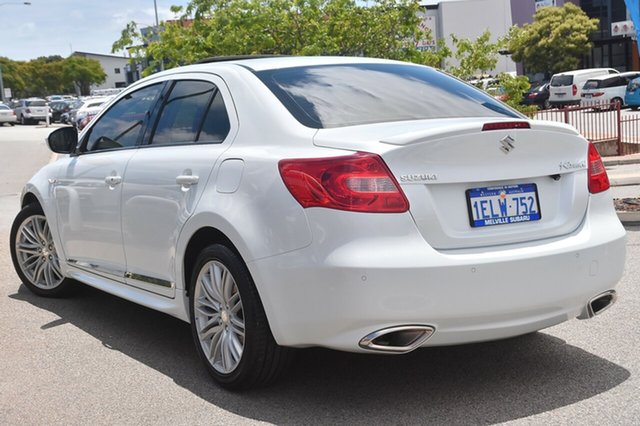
447,30 -> 503,79
63,56 -> 107,96
112,0 -> 451,75
507,3 -> 598,75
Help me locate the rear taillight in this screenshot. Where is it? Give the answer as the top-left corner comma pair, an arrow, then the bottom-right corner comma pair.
26,108 -> 31,113
593,92 -> 604,97
278,152 -> 409,213
588,142 -> 610,194
572,84 -> 578,96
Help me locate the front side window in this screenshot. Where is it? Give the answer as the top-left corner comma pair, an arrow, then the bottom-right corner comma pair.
85,83 -> 163,152
257,63 -> 519,128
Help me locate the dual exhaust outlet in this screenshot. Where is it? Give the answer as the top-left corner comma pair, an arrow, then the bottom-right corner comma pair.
359,290 -> 617,353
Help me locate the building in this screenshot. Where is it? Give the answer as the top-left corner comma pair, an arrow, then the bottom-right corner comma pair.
71,52 -> 129,93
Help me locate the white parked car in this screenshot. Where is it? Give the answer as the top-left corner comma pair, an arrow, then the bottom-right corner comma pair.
549,68 -> 618,108
0,103 -> 17,125
580,71 -> 640,109
73,96 -> 113,129
10,56 -> 626,389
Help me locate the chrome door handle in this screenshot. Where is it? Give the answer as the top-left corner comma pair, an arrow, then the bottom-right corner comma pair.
105,175 -> 122,186
176,175 -> 199,187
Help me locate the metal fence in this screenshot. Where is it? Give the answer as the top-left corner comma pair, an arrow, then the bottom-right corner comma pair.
534,101 -> 640,156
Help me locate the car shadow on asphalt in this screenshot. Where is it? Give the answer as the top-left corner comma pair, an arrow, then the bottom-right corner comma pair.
10,283 -> 630,424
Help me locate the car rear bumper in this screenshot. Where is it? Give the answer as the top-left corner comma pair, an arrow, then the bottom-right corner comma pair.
249,192 -> 626,352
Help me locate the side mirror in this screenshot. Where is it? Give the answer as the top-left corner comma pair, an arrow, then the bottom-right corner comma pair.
47,126 -> 78,154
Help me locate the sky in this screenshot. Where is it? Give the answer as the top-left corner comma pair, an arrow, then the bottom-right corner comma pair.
0,0 -> 190,61
0,0 -> 465,62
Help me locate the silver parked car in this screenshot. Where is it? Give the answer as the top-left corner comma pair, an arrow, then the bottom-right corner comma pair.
11,98 -> 52,125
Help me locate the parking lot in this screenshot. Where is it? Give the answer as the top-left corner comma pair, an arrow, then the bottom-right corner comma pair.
0,125 -> 639,425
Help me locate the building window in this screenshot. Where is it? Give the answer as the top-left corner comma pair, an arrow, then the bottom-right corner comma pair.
115,68 -> 121,74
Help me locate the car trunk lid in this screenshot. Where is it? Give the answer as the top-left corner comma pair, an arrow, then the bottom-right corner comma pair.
313,118 -> 591,250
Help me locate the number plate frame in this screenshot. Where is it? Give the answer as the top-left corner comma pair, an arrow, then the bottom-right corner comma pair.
466,183 -> 542,228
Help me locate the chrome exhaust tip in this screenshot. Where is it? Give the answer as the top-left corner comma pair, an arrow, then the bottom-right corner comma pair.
578,290 -> 617,319
359,325 -> 435,353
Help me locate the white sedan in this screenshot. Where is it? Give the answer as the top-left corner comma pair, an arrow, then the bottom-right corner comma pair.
0,103 -> 17,125
10,56 -> 626,390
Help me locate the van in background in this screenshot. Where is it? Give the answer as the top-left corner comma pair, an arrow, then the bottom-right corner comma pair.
549,68 -> 618,108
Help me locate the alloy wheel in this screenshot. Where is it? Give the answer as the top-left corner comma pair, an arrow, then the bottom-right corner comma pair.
193,260 -> 245,374
14,215 -> 64,289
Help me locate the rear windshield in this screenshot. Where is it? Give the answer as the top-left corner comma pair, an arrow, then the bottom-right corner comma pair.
26,100 -> 46,107
256,63 -> 519,128
550,75 -> 574,86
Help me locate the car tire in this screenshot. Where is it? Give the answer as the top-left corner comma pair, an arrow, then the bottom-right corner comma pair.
611,97 -> 623,111
189,244 -> 291,390
10,203 -> 75,297
543,99 -> 550,110
631,106 -> 639,111
20,115 -> 26,125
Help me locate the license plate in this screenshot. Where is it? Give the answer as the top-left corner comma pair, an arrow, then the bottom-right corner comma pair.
556,93 -> 565,96
466,184 -> 541,228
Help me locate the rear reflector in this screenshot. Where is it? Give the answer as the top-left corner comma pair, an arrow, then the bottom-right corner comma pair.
587,142 -> 610,194
279,152 -> 409,213
482,121 -> 531,131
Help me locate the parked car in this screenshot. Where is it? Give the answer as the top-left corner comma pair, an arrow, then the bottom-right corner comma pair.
60,99 -> 84,125
580,71 -> 640,109
522,82 -> 550,109
486,85 -> 508,102
0,103 -> 17,126
73,96 -> 112,129
624,76 -> 640,110
10,56 -> 626,390
549,68 -> 618,108
11,98 -> 52,125
49,100 -> 74,123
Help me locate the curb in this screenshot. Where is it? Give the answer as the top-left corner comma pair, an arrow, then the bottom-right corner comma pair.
603,157 -> 640,166
617,210 -> 640,225
609,176 -> 640,186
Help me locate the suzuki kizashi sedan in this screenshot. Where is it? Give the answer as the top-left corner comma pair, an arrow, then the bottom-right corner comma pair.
10,56 -> 626,389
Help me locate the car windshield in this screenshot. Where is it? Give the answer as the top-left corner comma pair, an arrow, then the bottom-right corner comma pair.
256,63 -> 519,128
26,100 -> 46,107
550,75 -> 574,86
0,105 -> 9,110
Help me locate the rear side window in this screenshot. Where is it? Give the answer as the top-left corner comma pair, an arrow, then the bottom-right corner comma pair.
150,80 -> 230,145
26,100 -> 46,107
551,75 -> 573,86
583,79 -> 601,89
256,63 -> 518,128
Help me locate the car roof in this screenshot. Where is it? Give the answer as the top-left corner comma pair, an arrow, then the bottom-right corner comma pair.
166,55 -> 405,74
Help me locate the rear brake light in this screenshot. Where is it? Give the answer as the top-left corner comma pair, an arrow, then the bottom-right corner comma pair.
587,142 -> 610,194
482,122 -> 530,131
572,84 -> 578,96
278,152 -> 409,213
26,108 -> 31,113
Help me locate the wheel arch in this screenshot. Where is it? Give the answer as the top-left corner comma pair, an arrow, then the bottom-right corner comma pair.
21,191 -> 41,208
182,226 -> 244,299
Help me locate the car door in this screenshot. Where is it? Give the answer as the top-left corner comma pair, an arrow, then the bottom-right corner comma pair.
53,82 -> 165,281
121,75 -> 237,297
